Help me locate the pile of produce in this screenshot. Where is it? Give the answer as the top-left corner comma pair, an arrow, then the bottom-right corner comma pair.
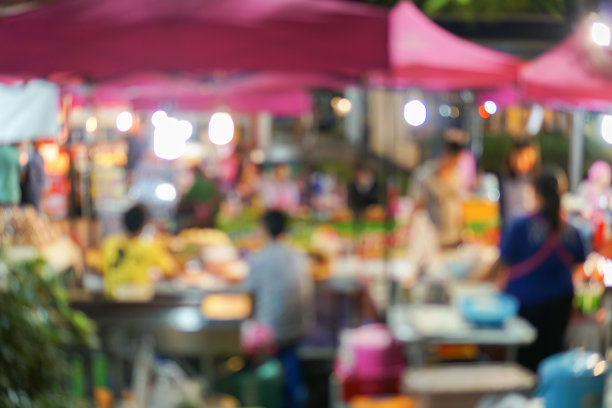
0,206 -> 82,272
87,228 -> 249,294
168,229 -> 249,289
0,206 -> 61,247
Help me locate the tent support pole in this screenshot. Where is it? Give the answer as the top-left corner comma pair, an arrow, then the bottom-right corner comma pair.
569,110 -> 584,193
470,101 -> 484,165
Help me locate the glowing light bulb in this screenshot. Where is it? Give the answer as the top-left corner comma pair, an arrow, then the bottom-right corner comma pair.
439,104 -> 451,118
478,105 -> 490,119
484,100 -> 497,115
449,106 -> 460,119
155,183 -> 177,202
116,111 -> 133,132
403,100 -> 427,127
154,117 -> 185,160
601,114 -> 612,144
85,117 -> 98,133
592,21 -> 611,47
151,110 -> 167,127
208,112 -> 234,146
178,119 -> 193,140
334,98 -> 352,116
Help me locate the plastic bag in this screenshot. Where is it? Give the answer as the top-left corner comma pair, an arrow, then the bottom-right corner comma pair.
240,319 -> 277,355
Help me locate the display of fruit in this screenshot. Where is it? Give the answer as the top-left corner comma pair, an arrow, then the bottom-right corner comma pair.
178,228 -> 232,247
331,208 -> 354,222
363,205 -> 387,222
311,226 -> 343,256
0,206 -> 61,247
309,250 -> 331,281
216,260 -> 249,283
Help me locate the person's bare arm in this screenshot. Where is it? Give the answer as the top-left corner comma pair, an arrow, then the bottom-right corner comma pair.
475,257 -> 507,281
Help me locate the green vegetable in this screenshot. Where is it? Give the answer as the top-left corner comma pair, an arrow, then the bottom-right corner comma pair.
0,256 -> 97,408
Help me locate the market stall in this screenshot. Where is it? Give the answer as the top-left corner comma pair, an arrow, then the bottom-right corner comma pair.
5,0 -> 612,406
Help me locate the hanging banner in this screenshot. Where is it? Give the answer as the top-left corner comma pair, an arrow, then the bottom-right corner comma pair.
0,79 -> 59,144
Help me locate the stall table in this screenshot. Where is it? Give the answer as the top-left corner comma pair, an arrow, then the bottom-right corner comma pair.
70,288 -> 250,398
403,362 -> 536,408
388,304 -> 537,364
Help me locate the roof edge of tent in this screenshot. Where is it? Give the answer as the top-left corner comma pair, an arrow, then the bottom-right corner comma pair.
389,0 -> 522,64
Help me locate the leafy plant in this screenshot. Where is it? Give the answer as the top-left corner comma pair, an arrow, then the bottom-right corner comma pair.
357,0 -> 569,17
0,256 -> 97,408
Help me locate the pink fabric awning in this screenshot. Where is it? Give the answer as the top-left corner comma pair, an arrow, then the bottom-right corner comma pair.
521,21 -> 612,109
373,1 -> 520,90
67,72 -> 348,115
0,0 -> 388,80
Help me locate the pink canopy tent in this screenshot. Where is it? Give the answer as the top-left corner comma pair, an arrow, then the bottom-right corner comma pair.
373,1 -> 520,90
521,21 -> 612,109
0,0 -> 388,80
66,71 -> 349,115
475,86 -> 522,107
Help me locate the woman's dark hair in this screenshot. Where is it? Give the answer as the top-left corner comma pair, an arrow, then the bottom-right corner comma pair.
123,204 -> 148,235
262,210 -> 288,239
505,140 -> 539,178
535,169 -> 563,231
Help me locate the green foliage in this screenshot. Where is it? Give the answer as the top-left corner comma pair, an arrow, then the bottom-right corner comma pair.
358,0 -> 568,17
0,257 -> 96,408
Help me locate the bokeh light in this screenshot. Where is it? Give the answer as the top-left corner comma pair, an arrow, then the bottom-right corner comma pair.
439,104 -> 451,117
151,110 -> 167,127
449,106 -> 460,119
155,183 -> 177,202
478,105 -> 490,119
484,100 -> 497,115
85,117 -> 97,133
178,119 -> 193,140
116,111 -> 133,132
334,98 -> 352,116
601,114 -> 612,144
208,112 -> 235,146
592,21 -> 611,47
154,117 -> 186,160
403,99 -> 427,127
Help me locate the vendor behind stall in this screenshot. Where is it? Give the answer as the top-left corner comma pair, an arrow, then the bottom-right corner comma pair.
261,163 -> 300,213
484,169 -> 587,371
178,165 -> 222,229
499,140 -> 539,222
348,164 -> 380,215
102,204 -> 176,300
413,135 -> 466,249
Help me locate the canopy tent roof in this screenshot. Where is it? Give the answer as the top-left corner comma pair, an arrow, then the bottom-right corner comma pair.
66,72 -> 348,115
0,0 -> 388,81
373,1 -> 520,90
521,20 -> 612,110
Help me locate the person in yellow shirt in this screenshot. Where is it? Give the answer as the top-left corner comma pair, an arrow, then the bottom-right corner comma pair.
102,204 -> 176,300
